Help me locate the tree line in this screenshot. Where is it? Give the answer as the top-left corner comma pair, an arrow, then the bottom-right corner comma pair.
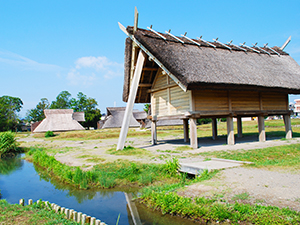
0,91 -> 101,131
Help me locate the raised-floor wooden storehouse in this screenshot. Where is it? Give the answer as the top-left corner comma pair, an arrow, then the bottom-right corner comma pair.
116,12 -> 300,150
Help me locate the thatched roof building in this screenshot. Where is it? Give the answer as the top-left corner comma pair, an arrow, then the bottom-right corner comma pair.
99,107 -> 140,129
123,27 -> 300,103
33,109 -> 85,133
117,15 -> 300,149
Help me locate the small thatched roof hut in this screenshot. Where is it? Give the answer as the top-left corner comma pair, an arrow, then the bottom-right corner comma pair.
33,109 -> 85,133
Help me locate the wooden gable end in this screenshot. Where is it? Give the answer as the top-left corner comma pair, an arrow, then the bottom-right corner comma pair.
151,69 -> 190,117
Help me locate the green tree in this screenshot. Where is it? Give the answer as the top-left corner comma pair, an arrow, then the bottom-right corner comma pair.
25,98 -> 50,123
50,91 -> 72,109
70,92 -> 101,129
0,96 -> 23,131
144,103 -> 150,114
82,108 -> 101,129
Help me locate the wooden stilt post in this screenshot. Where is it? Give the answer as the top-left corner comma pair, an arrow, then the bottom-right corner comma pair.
237,116 -> 243,138
183,119 -> 189,142
283,114 -> 292,139
258,115 -> 266,142
190,118 -> 198,149
227,116 -> 235,145
151,116 -> 157,145
117,50 -> 145,150
212,118 -> 217,140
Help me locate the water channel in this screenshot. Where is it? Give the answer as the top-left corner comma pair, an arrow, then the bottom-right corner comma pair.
0,155 -> 197,225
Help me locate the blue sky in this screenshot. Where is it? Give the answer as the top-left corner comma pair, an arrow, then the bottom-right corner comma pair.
1,0 -> 300,117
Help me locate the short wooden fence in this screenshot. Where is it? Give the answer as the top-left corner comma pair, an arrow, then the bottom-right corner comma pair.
19,198 -> 107,225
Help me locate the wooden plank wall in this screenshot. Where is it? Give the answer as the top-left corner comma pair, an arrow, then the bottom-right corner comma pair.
194,90 -> 229,111
231,91 -> 260,111
193,90 -> 288,113
152,71 -> 190,116
261,92 -> 288,110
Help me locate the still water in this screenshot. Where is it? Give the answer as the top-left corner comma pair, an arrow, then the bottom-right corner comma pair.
0,155 -> 197,225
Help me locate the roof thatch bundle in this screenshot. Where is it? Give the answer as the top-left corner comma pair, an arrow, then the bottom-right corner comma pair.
33,109 -> 85,133
123,27 -> 300,102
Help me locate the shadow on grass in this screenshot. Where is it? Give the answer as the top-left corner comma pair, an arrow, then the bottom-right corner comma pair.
140,131 -> 300,149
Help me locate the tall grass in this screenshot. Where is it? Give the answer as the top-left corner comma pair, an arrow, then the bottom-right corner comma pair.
27,148 -> 180,189
0,131 -> 19,157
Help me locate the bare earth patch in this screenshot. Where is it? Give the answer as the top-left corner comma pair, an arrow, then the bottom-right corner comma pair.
178,167 -> 300,211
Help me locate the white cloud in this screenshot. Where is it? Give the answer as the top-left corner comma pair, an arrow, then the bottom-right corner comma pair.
67,56 -> 123,86
0,50 -> 62,71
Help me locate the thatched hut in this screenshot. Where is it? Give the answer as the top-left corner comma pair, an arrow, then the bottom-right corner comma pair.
33,109 -> 85,133
117,15 -> 300,149
99,107 -> 141,129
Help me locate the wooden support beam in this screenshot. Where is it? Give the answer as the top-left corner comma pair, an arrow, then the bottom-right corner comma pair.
147,84 -> 178,93
258,115 -> 266,142
151,117 -> 157,145
183,119 -> 189,142
237,116 -> 243,138
138,83 -> 152,87
117,50 -> 146,150
190,118 -> 198,149
283,115 -> 292,139
212,118 -> 218,140
227,116 -> 235,145
143,67 -> 158,71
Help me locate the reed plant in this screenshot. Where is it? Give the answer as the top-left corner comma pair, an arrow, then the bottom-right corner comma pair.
0,131 -> 19,157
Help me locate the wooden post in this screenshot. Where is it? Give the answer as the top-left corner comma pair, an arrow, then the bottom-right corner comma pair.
151,117 -> 157,145
212,118 -> 217,140
283,114 -> 292,139
227,116 -> 235,145
190,118 -> 198,149
258,115 -> 266,142
237,116 -> 243,138
183,119 -> 189,142
117,50 -> 145,150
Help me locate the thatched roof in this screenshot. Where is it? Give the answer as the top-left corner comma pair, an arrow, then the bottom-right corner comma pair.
33,109 -> 85,133
123,27 -> 300,102
100,107 -> 140,129
73,112 -> 85,122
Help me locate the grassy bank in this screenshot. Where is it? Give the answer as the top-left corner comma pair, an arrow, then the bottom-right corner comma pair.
0,199 -> 79,225
195,143 -> 300,170
26,147 -> 181,189
140,186 -> 300,224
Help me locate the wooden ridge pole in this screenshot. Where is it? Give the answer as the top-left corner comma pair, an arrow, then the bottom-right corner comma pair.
117,50 -> 145,150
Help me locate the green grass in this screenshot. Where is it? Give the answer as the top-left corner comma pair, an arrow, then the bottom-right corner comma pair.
26,147 -> 180,189
140,190 -> 300,224
76,154 -> 106,163
232,192 -> 250,201
106,146 -> 153,157
196,143 -> 300,169
0,199 -> 79,225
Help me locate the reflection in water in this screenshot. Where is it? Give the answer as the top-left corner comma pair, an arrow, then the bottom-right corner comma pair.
0,155 -> 198,225
0,154 -> 23,175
